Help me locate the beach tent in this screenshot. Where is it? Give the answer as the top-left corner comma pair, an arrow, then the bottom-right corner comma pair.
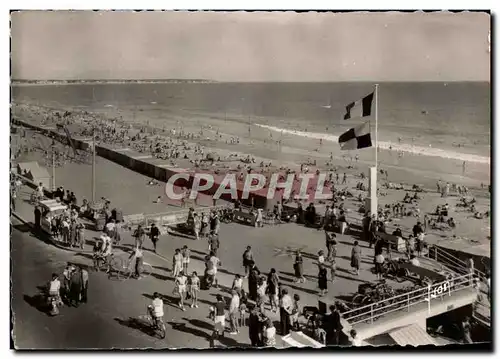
17,161 -> 51,189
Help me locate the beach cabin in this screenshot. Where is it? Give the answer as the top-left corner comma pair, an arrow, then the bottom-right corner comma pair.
17,161 -> 51,189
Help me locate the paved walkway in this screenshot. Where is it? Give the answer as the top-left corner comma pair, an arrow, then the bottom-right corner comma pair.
13,182 -> 424,347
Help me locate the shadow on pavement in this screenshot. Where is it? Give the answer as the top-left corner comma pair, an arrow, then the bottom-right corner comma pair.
150,272 -> 173,282
217,267 -> 239,277
12,222 -> 31,234
335,294 -> 354,303
12,222 -> 53,246
84,238 -> 97,246
190,249 -> 208,257
167,321 -> 211,343
152,265 -> 171,273
335,267 -> 353,275
190,254 -> 207,262
335,274 -> 367,284
23,294 -> 51,315
183,318 -> 213,331
75,252 -> 94,261
167,231 -> 194,240
114,317 -> 155,337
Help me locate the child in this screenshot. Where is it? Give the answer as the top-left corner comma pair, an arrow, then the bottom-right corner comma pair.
239,301 -> 248,327
317,250 -> 325,267
189,271 -> 200,308
291,294 -> 302,331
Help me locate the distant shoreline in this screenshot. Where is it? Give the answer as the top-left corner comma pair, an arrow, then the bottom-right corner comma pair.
11,80 -> 489,86
11,79 -> 217,86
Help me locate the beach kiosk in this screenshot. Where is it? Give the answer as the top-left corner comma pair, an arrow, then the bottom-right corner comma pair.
39,199 -> 68,236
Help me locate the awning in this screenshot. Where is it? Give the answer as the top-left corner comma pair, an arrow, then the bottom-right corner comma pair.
388,324 -> 436,347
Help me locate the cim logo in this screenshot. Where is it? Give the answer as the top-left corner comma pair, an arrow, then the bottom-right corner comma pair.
430,281 -> 451,299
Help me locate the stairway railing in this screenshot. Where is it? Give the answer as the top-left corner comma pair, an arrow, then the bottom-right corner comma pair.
426,245 -> 487,280
342,273 -> 475,326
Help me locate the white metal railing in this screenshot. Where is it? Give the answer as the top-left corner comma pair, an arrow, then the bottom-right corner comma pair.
342,273 -> 475,326
427,245 -> 487,280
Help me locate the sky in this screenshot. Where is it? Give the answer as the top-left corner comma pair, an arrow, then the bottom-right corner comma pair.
10,11 -> 490,81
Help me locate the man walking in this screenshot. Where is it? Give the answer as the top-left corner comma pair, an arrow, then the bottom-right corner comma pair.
133,224 -> 145,250
129,246 -> 144,280
149,223 -> 160,253
242,246 -> 254,278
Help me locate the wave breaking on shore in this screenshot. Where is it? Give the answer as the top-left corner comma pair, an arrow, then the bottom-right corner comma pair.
256,124 -> 490,165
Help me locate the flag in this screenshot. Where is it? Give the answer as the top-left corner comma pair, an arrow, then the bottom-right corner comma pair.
338,121 -> 372,150
343,92 -> 374,120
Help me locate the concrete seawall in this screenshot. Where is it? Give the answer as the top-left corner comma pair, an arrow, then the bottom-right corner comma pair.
12,118 -> 272,208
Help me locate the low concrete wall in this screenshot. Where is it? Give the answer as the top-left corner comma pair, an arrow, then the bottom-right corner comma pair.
13,118 -> 272,208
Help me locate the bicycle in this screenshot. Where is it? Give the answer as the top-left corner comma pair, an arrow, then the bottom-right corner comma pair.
139,306 -> 166,339
94,253 -> 124,276
115,257 -> 153,281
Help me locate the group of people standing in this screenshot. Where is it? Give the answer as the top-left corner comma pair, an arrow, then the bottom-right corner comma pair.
41,206 -> 86,248
189,208 -> 221,241
47,263 -> 89,311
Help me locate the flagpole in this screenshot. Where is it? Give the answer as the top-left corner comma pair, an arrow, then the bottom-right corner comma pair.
375,84 -> 379,169
373,84 -> 379,221
91,128 -> 96,203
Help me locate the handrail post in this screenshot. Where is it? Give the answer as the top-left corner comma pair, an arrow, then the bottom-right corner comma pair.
370,303 -> 374,324
407,293 -> 410,311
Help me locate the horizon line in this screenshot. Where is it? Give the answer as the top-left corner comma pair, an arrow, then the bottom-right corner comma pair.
11,79 -> 490,83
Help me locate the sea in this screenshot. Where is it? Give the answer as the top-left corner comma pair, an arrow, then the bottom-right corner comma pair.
11,82 -> 491,165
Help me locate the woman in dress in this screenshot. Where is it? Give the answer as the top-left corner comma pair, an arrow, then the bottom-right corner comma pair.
175,271 -> 188,311
318,264 -> 328,296
294,251 -> 305,283
248,263 -> 260,301
266,268 -> 280,313
351,241 -> 361,275
189,271 -> 200,308
256,276 -> 267,313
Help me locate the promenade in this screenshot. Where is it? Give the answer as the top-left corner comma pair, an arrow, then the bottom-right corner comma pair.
13,179 -> 417,348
